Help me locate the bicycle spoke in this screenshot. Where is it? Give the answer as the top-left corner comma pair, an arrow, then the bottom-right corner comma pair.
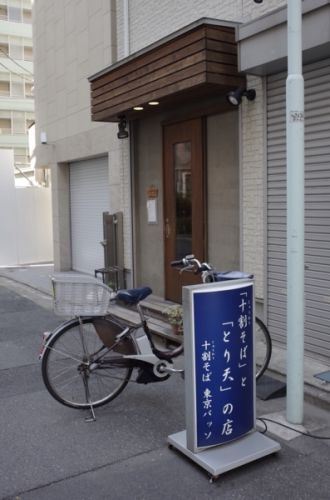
47,345 -> 88,365
42,319 -> 133,409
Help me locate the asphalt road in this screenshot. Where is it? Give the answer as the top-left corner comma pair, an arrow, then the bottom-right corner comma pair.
1,278 -> 330,500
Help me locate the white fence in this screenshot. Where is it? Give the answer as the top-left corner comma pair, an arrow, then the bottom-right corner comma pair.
0,150 -> 53,266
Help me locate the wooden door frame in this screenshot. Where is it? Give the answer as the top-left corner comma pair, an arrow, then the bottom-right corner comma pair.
162,117 -> 207,302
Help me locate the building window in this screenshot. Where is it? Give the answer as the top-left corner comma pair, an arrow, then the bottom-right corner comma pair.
12,111 -> 25,134
0,72 -> 10,96
0,3 -> 32,24
0,81 -> 10,95
8,3 -> 22,23
10,74 -> 24,96
23,44 -> 32,61
25,111 -> 34,130
0,112 -> 35,135
22,8 -> 31,23
0,116 -> 11,135
0,42 -> 9,57
0,4 -> 8,21
24,81 -> 33,97
14,147 -> 29,166
9,36 -> 23,60
26,118 -> 33,129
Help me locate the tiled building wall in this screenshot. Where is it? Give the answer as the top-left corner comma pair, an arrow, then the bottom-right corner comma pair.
115,0 -> 284,299
34,0 -> 115,140
34,0 -> 285,286
241,75 -> 266,300
33,0 -> 132,270
116,0 -> 286,58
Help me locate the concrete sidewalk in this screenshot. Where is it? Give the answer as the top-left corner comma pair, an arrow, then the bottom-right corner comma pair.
0,263 -> 54,296
0,274 -> 329,499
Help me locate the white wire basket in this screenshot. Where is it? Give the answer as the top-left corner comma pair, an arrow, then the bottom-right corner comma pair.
51,275 -> 114,317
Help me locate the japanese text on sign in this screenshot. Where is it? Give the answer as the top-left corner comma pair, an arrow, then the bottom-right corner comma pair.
193,283 -> 254,449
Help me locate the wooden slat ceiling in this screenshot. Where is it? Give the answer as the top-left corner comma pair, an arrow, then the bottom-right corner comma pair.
89,20 -> 245,122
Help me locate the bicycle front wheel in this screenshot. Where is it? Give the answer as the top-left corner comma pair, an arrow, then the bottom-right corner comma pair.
255,317 -> 272,380
41,318 -> 133,409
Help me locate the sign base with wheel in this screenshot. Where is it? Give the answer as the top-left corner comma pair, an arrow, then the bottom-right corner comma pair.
168,279 -> 280,479
168,429 -> 280,482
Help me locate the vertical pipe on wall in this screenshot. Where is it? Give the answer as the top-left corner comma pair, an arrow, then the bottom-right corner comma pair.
123,0 -> 133,284
286,0 -> 305,424
123,0 -> 130,57
110,0 -> 118,64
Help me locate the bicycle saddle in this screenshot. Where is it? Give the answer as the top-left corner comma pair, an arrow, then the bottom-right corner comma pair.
116,286 -> 152,305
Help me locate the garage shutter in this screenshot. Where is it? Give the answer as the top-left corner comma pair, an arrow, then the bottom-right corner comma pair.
70,157 -> 109,274
267,58 -> 330,361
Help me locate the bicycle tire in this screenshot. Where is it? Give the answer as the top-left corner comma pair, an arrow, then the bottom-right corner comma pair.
255,317 -> 272,380
41,317 -> 133,409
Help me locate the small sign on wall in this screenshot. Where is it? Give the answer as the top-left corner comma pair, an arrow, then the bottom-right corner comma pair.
147,198 -> 157,224
146,185 -> 158,224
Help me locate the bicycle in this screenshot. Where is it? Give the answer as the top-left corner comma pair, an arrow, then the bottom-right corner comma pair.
170,254 -> 272,381
40,258 -> 271,420
40,275 -> 184,420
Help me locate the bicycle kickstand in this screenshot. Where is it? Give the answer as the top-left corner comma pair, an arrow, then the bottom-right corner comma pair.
82,375 -> 96,422
85,402 -> 96,423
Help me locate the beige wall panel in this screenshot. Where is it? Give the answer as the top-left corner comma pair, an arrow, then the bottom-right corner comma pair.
134,117 -> 164,295
207,112 -> 240,272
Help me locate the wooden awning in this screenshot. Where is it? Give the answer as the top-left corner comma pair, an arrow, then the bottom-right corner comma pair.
89,19 -> 245,122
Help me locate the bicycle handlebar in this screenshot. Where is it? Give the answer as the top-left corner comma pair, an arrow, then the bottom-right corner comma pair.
170,259 -> 185,268
170,255 -> 212,273
171,255 -> 254,284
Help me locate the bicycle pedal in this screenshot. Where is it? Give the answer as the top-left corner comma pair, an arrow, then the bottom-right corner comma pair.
136,366 -> 169,384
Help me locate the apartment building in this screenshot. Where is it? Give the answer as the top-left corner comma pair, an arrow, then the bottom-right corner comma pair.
0,0 -> 34,185
33,0 -> 330,365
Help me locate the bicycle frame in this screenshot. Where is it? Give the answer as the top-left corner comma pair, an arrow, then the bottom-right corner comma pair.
112,303 -> 183,377
40,258 -> 270,420
40,302 -> 183,380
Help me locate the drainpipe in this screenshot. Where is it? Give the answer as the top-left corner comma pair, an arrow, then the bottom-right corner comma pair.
123,0 -> 130,57
286,0 -> 305,424
123,0 -> 134,285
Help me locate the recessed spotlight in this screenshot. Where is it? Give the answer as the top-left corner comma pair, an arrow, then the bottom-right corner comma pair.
133,106 -> 144,111
148,101 -> 159,106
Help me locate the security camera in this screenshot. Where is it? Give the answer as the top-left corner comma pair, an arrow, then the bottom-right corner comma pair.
254,0 -> 263,3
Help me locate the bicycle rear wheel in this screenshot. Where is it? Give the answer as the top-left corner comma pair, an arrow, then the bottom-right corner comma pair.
255,317 -> 272,380
41,317 -> 133,409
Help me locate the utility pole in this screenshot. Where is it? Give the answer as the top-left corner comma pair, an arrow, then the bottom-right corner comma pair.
253,0 -> 305,424
286,0 -> 305,424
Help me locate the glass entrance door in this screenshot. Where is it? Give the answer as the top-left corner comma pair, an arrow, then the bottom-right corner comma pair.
163,118 -> 204,303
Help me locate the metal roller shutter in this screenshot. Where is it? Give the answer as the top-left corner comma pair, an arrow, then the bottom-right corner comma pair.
267,58 -> 330,362
69,157 -> 109,274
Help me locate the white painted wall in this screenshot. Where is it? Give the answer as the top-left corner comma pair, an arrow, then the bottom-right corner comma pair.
0,150 -> 53,266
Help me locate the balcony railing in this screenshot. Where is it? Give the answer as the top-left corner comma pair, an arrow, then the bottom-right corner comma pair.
0,14 -> 32,24
0,128 -> 28,135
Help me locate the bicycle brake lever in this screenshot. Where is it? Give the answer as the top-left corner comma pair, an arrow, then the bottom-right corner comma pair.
179,264 -> 193,274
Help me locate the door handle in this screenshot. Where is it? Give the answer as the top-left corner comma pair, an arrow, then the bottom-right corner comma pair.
165,219 -> 171,239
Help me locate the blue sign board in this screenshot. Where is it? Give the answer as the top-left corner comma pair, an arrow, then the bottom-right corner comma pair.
184,280 -> 255,452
